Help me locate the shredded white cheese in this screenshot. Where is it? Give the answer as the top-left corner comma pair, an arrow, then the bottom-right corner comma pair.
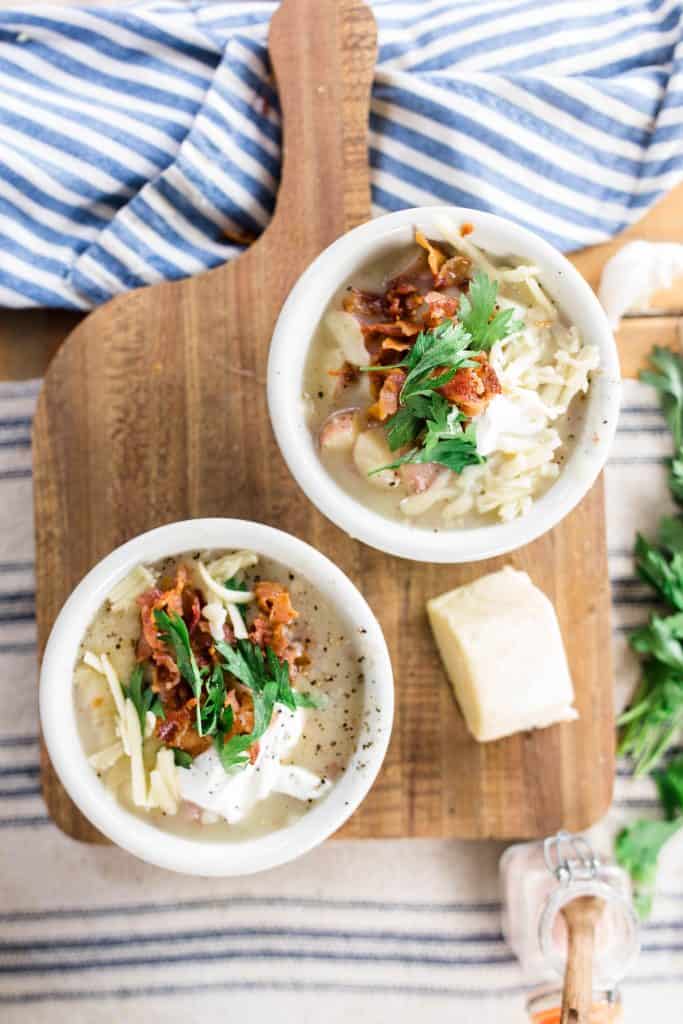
227,602 -> 248,640
83,650 -> 148,807
108,566 -> 155,613
83,651 -> 125,719
88,741 -> 124,774
202,601 -> 228,643
205,550 -> 258,583
196,560 -> 253,605
123,699 -> 147,807
148,747 -> 180,815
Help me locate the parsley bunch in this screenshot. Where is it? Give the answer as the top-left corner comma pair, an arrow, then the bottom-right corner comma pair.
360,271 -> 522,476
618,350 -> 683,774
615,346 -> 683,916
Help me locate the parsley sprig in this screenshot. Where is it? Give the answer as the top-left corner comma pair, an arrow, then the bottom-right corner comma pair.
214,640 -> 321,770
155,609 -> 205,736
358,271 -> 522,477
371,395 -> 483,475
459,272 -> 523,350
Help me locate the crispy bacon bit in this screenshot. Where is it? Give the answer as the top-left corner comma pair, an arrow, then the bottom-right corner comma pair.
415,229 -> 447,278
224,687 -> 255,736
439,352 -> 501,417
136,567 -> 190,688
249,617 -> 292,663
249,616 -> 271,649
423,291 -> 459,328
362,319 -> 420,339
460,222 -> 474,237
381,337 -> 411,353
183,588 -> 201,635
367,369 -> 406,421
248,581 -> 302,672
343,287 -> 385,320
254,582 -> 298,625
384,280 -> 424,320
434,254 -> 471,290
156,705 -> 212,757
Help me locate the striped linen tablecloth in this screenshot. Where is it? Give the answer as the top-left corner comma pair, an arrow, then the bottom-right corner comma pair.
0,0 -> 682,307
1,378 -> 683,1020
2,1 -> 683,1020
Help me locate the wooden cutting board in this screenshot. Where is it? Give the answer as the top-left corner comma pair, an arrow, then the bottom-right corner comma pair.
33,0 -> 614,843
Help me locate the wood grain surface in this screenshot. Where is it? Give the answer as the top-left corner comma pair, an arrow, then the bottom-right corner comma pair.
32,0 -> 616,843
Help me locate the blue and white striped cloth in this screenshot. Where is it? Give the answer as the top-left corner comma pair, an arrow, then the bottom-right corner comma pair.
0,0 -> 682,308
2,378 -> 683,1022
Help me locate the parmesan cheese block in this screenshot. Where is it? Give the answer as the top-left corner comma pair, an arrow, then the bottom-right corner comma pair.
426,567 -> 577,742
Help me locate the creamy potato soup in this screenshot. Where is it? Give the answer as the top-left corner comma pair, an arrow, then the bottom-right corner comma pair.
73,550 -> 365,841
304,224 -> 599,529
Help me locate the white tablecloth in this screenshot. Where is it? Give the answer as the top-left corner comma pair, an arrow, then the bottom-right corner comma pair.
1,376 -> 683,1022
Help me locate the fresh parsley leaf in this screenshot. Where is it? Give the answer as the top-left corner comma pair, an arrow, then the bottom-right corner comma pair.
630,614 -> 683,672
400,320 -> 475,403
655,755 -> 683,820
215,638 -> 260,691
372,396 -> 483,476
215,731 -> 255,771
640,346 -> 683,451
458,271 -> 524,350
618,660 -> 683,776
225,576 -> 248,591
200,664 -> 227,736
641,347 -> 683,499
155,609 -> 205,736
213,640 -> 323,772
670,456 -> 683,503
658,516 -> 683,555
172,749 -> 193,769
358,319 -> 475,400
635,533 -> 683,612
420,427 -> 483,474
385,400 -> 428,452
121,665 -> 160,732
149,695 -> 165,720
615,817 -> 683,918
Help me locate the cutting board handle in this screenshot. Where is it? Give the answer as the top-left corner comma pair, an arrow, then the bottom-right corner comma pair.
268,0 -> 377,248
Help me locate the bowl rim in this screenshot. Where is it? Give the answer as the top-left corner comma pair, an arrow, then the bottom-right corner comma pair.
39,518 -> 394,876
267,205 -> 621,563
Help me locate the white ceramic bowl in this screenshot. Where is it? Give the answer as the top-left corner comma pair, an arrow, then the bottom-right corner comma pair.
268,206 -> 621,562
40,518 -> 394,876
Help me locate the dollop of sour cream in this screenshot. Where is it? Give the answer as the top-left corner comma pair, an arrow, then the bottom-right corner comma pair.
177,706 -> 331,825
475,392 -> 548,457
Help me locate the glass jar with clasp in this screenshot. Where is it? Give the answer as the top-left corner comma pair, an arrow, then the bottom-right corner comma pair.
500,831 -> 640,1022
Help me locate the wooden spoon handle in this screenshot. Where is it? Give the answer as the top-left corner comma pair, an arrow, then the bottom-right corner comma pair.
268,0 -> 377,243
561,896 -> 603,1024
